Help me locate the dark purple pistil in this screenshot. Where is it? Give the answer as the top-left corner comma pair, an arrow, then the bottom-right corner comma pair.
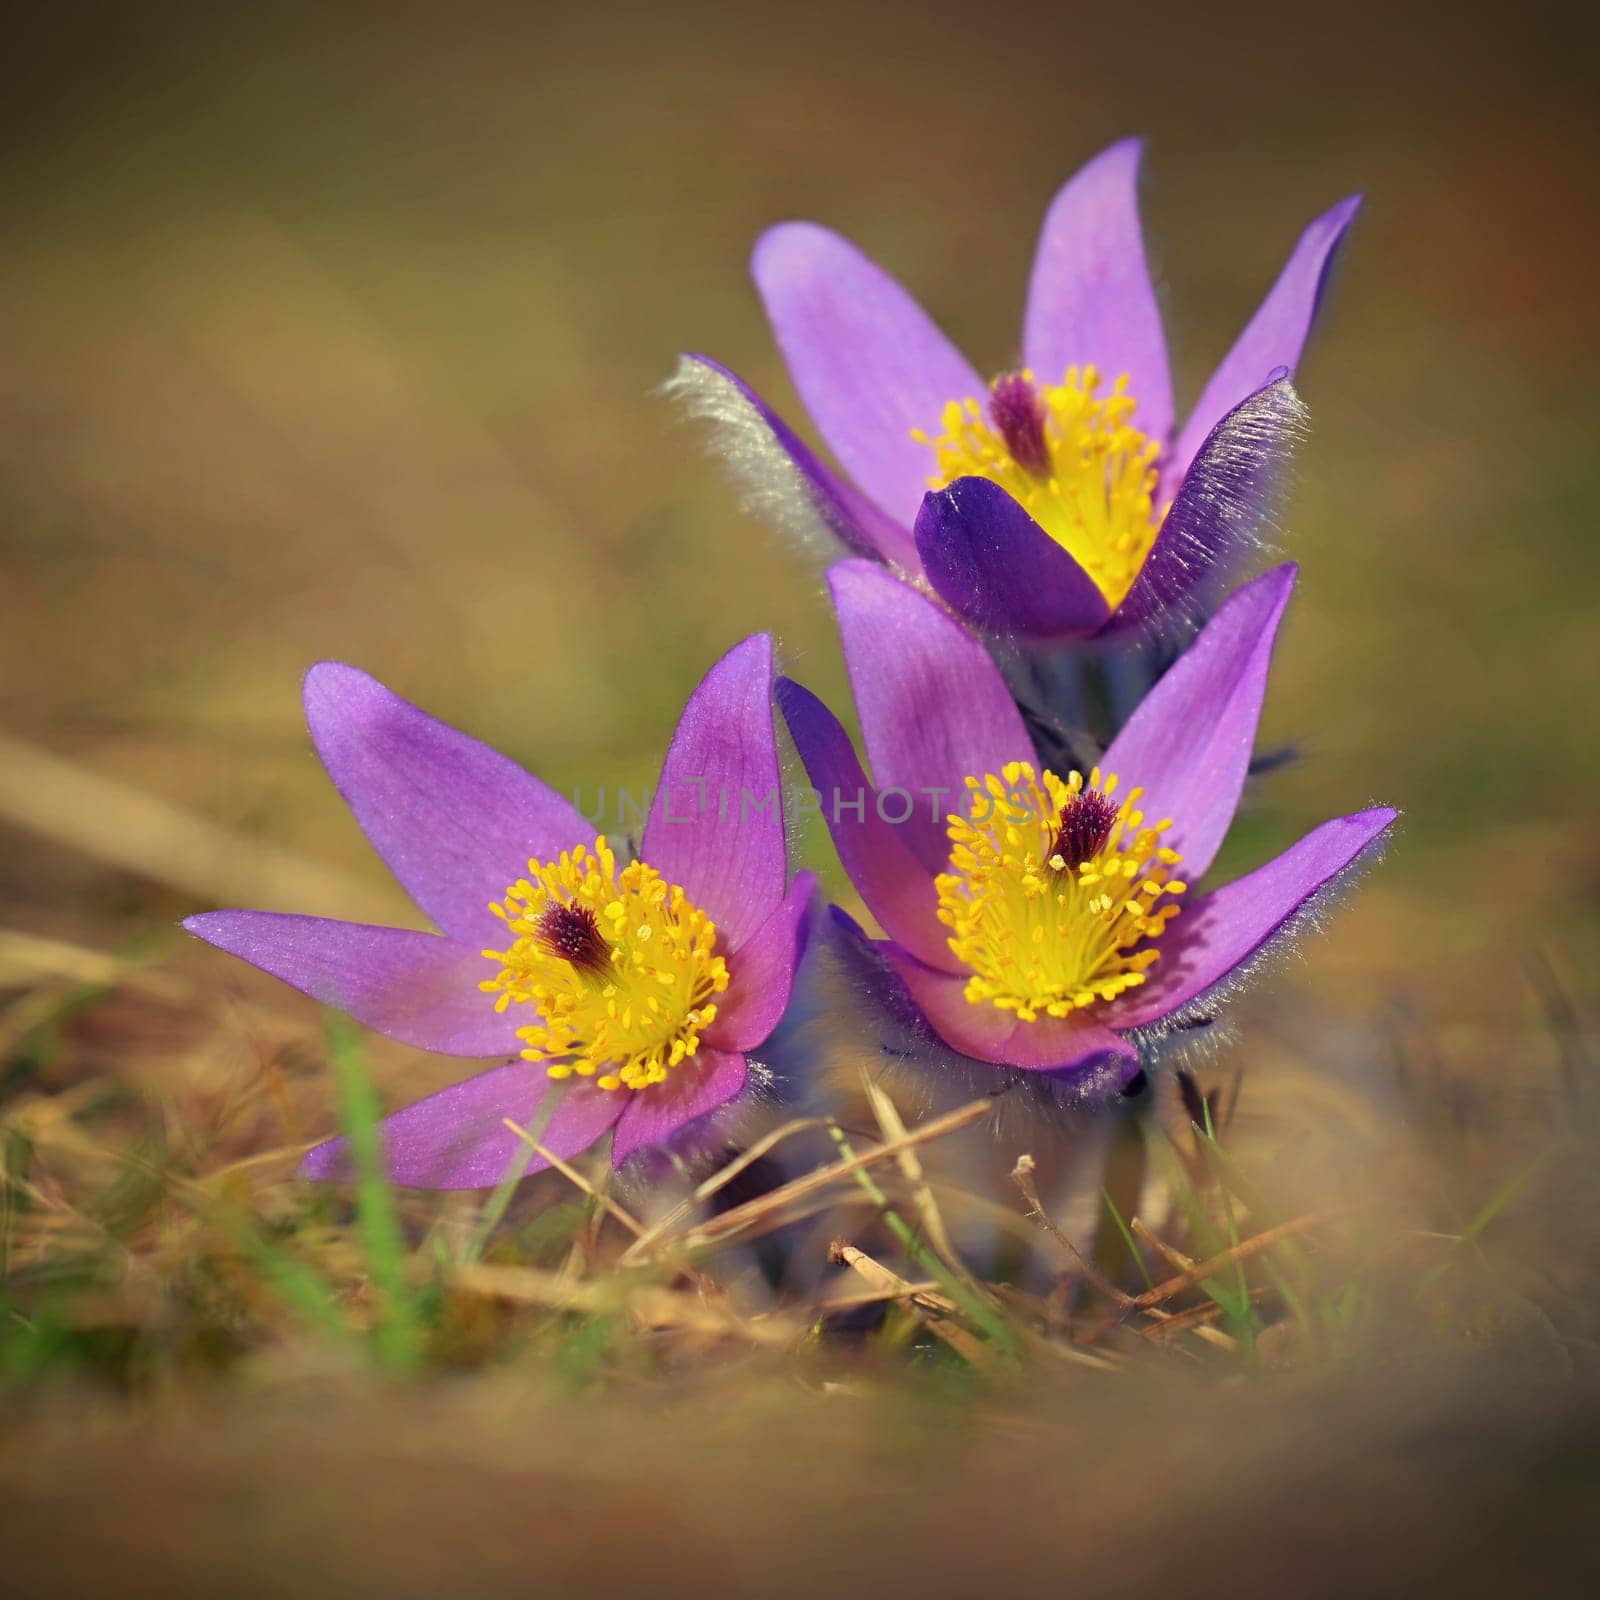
1051,788 -> 1120,870
536,902 -> 611,976
988,372 -> 1052,478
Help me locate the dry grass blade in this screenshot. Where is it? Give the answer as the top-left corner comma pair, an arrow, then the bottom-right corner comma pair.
986,1286 -> 1126,1371
1011,1154 -> 1135,1306
1129,1208 -> 1352,1310
829,1240 -> 988,1365
0,731 -> 396,921
1140,1303 -> 1240,1353
0,929 -> 182,993
1030,1336 -> 1126,1372
1137,1293 -> 1269,1346
618,1114 -> 830,1266
859,1071 -> 962,1272
692,1116 -> 831,1205
827,1241 -> 959,1317
1128,1224 -> 1256,1350
811,1278 -> 948,1315
1130,1217 -> 1196,1278
452,1262 -> 797,1347
502,1119 -> 646,1239
635,1095 -> 999,1262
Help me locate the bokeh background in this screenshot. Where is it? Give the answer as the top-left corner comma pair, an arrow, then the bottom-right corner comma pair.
3,1 -> 1596,1008
2,2 -> 1598,1589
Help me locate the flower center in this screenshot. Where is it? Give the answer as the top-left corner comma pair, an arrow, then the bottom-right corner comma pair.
480,836 -> 728,1092
913,367 -> 1167,610
934,762 -> 1186,1023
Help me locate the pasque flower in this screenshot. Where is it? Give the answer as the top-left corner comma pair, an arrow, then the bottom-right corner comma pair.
676,140 -> 1357,641
184,636 -> 814,1188
778,560 -> 1394,1090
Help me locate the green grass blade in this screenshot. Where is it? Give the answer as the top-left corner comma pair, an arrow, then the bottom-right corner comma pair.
1201,1103 -> 1255,1344
1099,1187 -> 1155,1292
227,1222 -> 357,1345
828,1125 -> 1018,1362
1419,1150 -> 1551,1294
460,1081 -> 575,1265
325,1013 -> 422,1370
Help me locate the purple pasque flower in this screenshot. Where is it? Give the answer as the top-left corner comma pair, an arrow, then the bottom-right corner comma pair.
777,560 -> 1394,1090
675,139 -> 1357,642
184,636 -> 814,1189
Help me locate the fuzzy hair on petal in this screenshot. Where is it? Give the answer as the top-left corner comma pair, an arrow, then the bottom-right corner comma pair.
661,355 -> 889,563
1110,375 -> 1308,647
1128,810 -> 1399,1060
610,1053 -> 781,1193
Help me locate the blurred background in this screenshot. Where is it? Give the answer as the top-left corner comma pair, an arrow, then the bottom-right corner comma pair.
2,1 -> 1597,1587
2,1 -> 1595,1003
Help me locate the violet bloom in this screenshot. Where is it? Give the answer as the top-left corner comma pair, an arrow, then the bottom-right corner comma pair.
184,636 -> 813,1188
778,561 -> 1394,1090
675,140 -> 1357,641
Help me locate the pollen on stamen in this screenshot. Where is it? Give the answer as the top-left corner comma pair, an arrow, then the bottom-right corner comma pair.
935,763 -> 1184,1023
479,837 -> 730,1094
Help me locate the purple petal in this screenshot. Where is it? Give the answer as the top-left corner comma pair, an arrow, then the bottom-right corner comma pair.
184,910 -> 516,1057
709,872 -> 816,1052
1103,564 -> 1296,880
301,1063 -> 624,1191
1107,807 -> 1397,1030
914,477 -> 1114,642
640,634 -> 785,950
882,944 -> 1140,1078
666,355 -> 920,569
1171,196 -> 1360,486
827,911 -> 1138,1106
775,677 -> 958,973
751,221 -> 983,528
304,663 -> 590,946
1108,377 -> 1306,636
828,559 -> 1033,866
1023,138 -> 1174,450
610,1047 -> 748,1166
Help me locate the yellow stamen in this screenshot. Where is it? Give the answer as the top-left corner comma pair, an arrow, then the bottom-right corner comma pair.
935,762 -> 1183,1022
480,836 -> 729,1092
913,366 -> 1167,610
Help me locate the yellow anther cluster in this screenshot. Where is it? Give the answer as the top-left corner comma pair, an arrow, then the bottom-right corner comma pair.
481,837 -> 728,1092
935,762 -> 1185,1022
913,366 -> 1167,610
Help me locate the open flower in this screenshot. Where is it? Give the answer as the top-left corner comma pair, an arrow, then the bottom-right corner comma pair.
184,636 -> 814,1188
778,560 -> 1394,1090
675,140 -> 1357,641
